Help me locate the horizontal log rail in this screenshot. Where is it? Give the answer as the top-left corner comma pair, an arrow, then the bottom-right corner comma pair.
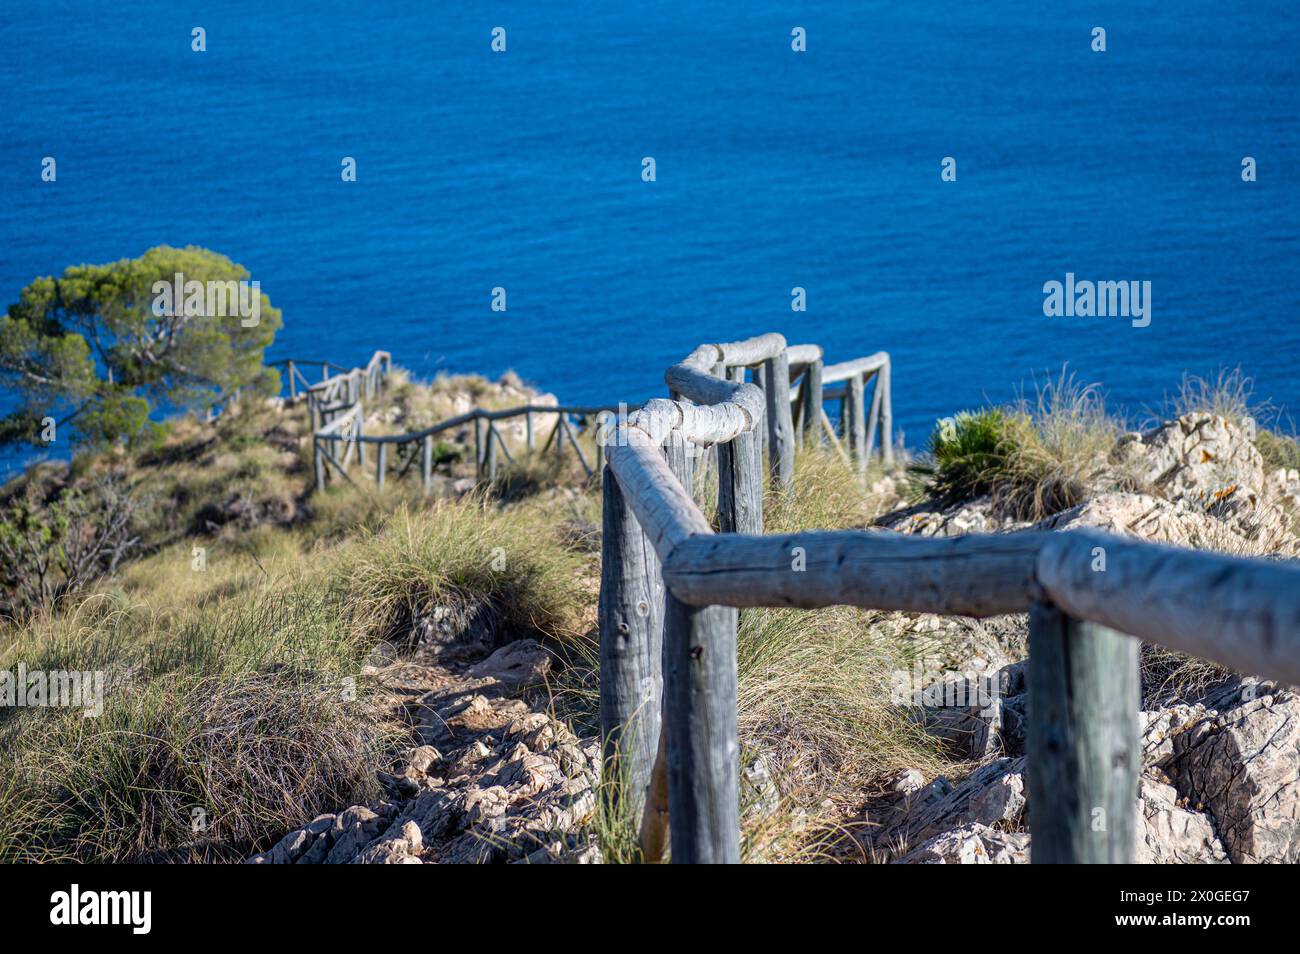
597,332 -> 1300,865
307,370 -> 640,492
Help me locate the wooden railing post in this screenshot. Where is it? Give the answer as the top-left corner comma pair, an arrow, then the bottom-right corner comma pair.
846,372 -> 867,473
474,416 -> 484,480
1026,601 -> 1139,863
663,593 -> 740,864
375,441 -> 387,490
801,358 -> 823,446
761,352 -> 795,490
717,422 -> 763,534
879,357 -> 894,465
313,436 -> 325,492
485,421 -> 498,481
421,435 -> 433,494
525,410 -> 534,453
599,469 -> 664,820
638,428 -> 694,861
865,371 -> 883,462
355,411 -> 366,469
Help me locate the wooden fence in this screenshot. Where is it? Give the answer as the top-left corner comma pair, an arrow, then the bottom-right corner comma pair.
599,332 -> 1300,863
292,343 -> 893,495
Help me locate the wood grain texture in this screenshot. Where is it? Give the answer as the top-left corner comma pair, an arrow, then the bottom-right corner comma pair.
421,435 -> 433,493
599,469 -> 665,814
663,592 -> 740,864
1038,529 -> 1300,687
637,428 -> 697,863
786,343 -> 823,367
1026,601 -> 1139,863
865,371 -> 882,461
763,351 -> 795,489
846,373 -> 867,473
663,530 -> 1049,617
801,358 -> 823,444
878,356 -> 894,465
823,351 -> 889,383
716,429 -> 763,535
606,431 -> 714,563
717,332 -> 786,367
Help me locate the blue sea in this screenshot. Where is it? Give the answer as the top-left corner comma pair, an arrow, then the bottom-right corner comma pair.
3,1 -> 1299,476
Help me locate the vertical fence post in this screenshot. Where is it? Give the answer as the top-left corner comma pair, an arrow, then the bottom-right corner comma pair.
525,410 -> 535,453
375,441 -> 387,490
599,469 -> 664,821
485,421 -> 498,482
847,373 -> 867,474
663,593 -> 740,864
474,416 -> 484,481
1026,601 -> 1139,863
762,352 -> 795,490
865,372 -> 883,463
355,412 -> 366,469
632,429 -> 697,862
421,434 -> 433,494
802,358 -> 823,446
879,358 -> 894,465
716,423 -> 763,535
553,417 -> 566,458
314,437 -> 325,492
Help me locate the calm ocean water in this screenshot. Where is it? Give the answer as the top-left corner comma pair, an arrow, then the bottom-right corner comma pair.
3,2 -> 1299,476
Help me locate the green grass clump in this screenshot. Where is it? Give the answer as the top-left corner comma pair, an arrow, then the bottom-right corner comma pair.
912,408 -> 1026,505
910,370 -> 1127,519
1167,367 -> 1257,424
0,583 -> 386,863
0,486 -> 595,863
330,496 -> 591,645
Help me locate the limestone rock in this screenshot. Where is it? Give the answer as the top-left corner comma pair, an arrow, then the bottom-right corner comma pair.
897,824 -> 1029,864
1141,704 -> 1209,769
466,639 -> 551,692
890,758 -> 1027,849
1172,687 -> 1300,863
1135,777 -> 1228,864
879,496 -> 1027,538
1116,413 -> 1264,506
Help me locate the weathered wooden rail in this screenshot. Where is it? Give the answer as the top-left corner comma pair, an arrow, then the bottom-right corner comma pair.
310,397 -> 634,493
599,332 -> 1300,864
268,357 -> 351,399
294,341 -> 893,495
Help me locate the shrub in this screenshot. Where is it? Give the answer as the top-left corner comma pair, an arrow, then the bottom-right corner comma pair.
0,472 -> 145,618
911,408 -> 1026,505
910,370 -> 1127,519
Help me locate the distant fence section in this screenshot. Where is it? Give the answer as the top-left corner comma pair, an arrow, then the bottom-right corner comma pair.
598,331 -> 1300,864
274,341 -> 894,496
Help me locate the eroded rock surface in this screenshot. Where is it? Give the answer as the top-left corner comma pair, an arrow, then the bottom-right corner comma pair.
248,627 -> 599,865
876,678 -> 1298,864
1170,686 -> 1300,864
